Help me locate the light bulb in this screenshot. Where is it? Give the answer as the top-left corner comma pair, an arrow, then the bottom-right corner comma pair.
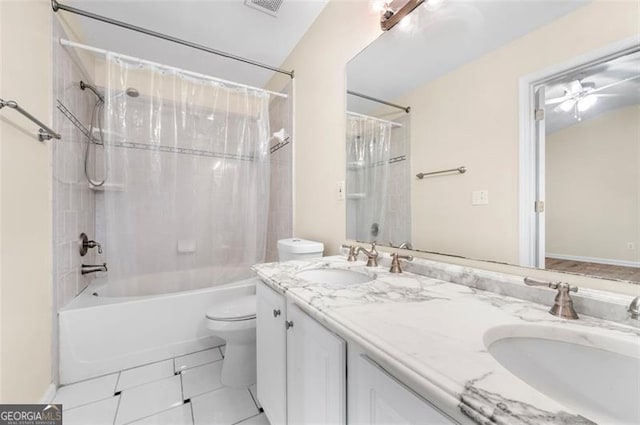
577,95 -> 597,112
559,99 -> 575,112
398,13 -> 412,30
424,0 -> 445,11
372,0 -> 387,13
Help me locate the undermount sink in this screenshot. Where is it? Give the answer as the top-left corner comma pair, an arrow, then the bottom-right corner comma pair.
484,325 -> 640,424
296,268 -> 374,286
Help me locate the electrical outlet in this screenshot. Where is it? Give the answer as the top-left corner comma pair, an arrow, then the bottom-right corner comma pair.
472,190 -> 489,206
337,181 -> 345,200
628,242 -> 637,250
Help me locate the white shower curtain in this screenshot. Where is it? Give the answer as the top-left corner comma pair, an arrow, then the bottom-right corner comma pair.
101,54 -> 271,295
346,114 -> 391,242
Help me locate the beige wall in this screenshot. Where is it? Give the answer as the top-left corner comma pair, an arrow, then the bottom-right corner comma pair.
267,0 -> 381,254
547,105 -> 640,264
380,0 -> 640,264
0,0 -> 53,402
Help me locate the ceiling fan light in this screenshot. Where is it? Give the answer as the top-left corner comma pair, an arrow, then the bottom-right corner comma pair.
559,99 -> 575,112
577,95 -> 597,112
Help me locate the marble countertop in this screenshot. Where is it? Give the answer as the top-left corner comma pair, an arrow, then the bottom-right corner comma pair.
252,256 -> 640,425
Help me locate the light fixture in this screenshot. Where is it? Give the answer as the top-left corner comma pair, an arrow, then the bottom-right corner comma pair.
380,0 -> 425,31
371,0 -> 387,13
424,0 -> 444,11
559,99 -> 574,112
577,94 -> 597,112
398,13 -> 413,30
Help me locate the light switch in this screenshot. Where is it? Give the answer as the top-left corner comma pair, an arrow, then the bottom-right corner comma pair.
337,181 -> 345,200
472,190 -> 489,206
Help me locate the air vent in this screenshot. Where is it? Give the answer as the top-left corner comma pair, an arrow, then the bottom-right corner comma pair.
245,0 -> 284,17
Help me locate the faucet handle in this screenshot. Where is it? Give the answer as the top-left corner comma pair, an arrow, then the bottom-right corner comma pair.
628,296 -> 640,320
524,278 -> 579,319
341,244 -> 359,262
389,252 -> 414,274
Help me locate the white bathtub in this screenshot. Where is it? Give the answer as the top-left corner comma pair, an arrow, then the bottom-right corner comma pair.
59,272 -> 258,384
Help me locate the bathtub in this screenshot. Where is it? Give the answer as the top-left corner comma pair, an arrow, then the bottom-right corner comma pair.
59,270 -> 259,384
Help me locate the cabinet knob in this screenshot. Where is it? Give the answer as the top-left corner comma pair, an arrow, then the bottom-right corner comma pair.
273,309 -> 281,318
285,321 -> 294,330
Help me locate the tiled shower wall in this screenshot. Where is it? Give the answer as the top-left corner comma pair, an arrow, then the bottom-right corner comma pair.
52,19 -> 97,310
266,84 -> 294,262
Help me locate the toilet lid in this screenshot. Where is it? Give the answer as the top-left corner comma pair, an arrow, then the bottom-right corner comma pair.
206,295 -> 256,321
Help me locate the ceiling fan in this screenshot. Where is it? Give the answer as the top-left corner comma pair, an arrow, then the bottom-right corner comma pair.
545,74 -> 640,120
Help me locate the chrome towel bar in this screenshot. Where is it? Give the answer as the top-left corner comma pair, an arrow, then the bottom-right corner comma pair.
416,166 -> 466,179
0,98 -> 61,141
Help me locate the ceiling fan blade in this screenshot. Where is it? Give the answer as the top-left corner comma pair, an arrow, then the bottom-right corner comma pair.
545,96 -> 571,105
590,74 -> 640,94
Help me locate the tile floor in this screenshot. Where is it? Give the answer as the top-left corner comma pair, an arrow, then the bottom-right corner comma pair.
54,346 -> 269,425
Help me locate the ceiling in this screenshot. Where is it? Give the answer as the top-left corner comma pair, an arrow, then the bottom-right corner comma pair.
544,50 -> 640,133
347,0 -> 591,114
62,0 -> 328,88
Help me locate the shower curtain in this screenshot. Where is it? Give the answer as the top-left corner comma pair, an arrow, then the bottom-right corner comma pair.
346,114 -> 392,242
101,54 -> 270,295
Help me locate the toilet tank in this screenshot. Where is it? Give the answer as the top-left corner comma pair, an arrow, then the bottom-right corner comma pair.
278,238 -> 324,261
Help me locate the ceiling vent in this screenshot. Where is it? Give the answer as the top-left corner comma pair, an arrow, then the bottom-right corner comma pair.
245,0 -> 284,17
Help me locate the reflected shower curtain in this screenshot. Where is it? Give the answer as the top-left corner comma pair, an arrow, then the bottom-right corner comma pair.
102,54 -> 270,296
346,114 -> 391,242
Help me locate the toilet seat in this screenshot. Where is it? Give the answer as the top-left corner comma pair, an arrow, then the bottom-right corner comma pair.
206,295 -> 256,322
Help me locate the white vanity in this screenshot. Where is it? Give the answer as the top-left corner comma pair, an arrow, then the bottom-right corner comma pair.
253,256 -> 640,425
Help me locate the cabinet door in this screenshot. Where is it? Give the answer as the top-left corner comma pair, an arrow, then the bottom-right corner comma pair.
286,303 -> 346,425
256,281 -> 287,425
353,355 -> 457,425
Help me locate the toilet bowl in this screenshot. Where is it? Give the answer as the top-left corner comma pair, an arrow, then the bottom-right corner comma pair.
205,238 -> 324,389
205,295 -> 257,388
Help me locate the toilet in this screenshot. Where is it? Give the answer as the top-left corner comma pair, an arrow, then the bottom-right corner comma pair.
205,238 -> 324,388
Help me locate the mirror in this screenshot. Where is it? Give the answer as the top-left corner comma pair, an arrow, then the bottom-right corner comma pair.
346,0 -> 640,284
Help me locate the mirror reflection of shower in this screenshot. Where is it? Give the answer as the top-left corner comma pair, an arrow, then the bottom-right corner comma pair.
79,81 -> 139,186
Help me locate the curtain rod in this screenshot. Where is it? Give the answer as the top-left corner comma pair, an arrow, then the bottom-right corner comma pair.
51,0 -> 295,79
347,111 -> 403,128
60,39 -> 288,99
347,91 -> 410,113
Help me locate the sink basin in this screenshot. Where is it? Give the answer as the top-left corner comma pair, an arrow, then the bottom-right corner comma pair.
485,325 -> 640,424
296,268 -> 374,286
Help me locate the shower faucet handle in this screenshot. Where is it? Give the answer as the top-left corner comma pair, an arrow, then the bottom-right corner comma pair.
79,233 -> 103,256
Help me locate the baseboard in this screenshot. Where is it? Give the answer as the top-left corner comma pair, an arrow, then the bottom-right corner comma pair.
39,383 -> 57,404
547,253 -> 640,269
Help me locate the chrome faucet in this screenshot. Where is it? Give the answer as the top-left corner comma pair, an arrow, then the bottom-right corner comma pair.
81,263 -> 108,275
341,244 -> 360,262
389,241 -> 413,250
389,252 -> 413,273
359,243 -> 379,267
628,296 -> 640,320
524,277 -> 579,320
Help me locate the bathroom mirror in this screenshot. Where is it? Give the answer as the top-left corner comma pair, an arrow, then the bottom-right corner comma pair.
346,0 -> 640,285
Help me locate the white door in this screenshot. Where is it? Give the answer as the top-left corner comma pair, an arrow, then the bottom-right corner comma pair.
256,282 -> 287,425
286,303 -> 347,425
535,86 -> 547,268
353,355 -> 457,425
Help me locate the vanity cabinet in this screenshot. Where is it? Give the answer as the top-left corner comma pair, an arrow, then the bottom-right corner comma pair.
256,281 -> 346,425
350,354 -> 457,425
256,282 -> 287,425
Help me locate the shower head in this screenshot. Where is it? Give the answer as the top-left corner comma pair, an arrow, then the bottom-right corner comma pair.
125,87 -> 139,98
80,80 -> 104,102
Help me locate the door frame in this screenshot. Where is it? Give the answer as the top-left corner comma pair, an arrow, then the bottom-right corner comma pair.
518,36 -> 640,267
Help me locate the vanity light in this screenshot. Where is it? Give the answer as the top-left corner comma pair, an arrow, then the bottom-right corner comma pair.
371,0 -> 388,13
380,0 -> 425,31
424,0 -> 445,11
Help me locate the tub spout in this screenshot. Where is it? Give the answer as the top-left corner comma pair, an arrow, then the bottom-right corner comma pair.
81,263 -> 108,275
